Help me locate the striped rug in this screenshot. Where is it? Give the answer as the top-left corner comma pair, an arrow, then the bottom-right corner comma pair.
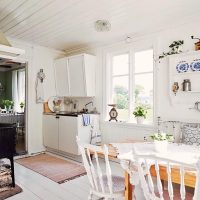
16,154 -> 86,184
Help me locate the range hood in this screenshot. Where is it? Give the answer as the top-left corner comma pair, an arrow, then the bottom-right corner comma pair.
0,31 -> 25,60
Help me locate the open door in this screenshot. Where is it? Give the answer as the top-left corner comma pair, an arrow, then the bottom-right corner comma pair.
0,59 -> 27,155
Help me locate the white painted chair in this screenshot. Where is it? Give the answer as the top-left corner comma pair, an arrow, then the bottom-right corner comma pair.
76,137 -> 125,200
133,149 -> 200,200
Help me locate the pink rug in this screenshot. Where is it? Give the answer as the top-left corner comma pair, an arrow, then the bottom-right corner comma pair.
0,185 -> 22,200
16,154 -> 86,184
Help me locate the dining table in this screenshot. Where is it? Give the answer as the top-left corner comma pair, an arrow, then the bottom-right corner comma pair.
109,142 -> 200,200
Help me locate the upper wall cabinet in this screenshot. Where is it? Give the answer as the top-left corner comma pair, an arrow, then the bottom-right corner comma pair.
54,54 -> 96,97
54,57 -> 70,96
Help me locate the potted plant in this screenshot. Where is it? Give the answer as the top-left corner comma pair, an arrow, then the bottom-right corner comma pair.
10,101 -> 14,109
2,100 -> 12,111
158,40 -> 184,61
133,105 -> 148,124
150,133 -> 174,153
20,102 -> 25,112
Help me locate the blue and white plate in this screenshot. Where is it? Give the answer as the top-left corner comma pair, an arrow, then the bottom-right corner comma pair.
176,61 -> 189,73
190,59 -> 200,71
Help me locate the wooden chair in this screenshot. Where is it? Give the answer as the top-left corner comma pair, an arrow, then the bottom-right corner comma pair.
77,137 -> 125,200
0,123 -> 16,187
133,149 -> 200,200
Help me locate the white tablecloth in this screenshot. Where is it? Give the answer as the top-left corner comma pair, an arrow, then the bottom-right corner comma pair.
112,142 -> 200,166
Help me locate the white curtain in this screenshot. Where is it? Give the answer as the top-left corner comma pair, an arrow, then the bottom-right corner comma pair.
12,69 -> 25,112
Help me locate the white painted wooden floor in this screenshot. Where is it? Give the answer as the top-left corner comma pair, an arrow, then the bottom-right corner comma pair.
6,157 -> 125,200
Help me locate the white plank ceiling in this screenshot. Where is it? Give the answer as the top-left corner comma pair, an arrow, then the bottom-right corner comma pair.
0,0 -> 199,51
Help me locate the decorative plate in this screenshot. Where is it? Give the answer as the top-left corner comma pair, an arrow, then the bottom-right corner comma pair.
47,96 -> 60,112
190,59 -> 200,71
176,61 -> 189,73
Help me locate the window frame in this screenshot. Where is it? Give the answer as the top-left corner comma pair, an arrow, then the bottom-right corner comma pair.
105,45 -> 155,125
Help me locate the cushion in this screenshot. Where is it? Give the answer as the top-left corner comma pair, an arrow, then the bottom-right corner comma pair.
97,175 -> 125,193
181,125 -> 200,145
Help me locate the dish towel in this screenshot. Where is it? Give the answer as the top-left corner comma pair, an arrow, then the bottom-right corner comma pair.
82,114 -> 90,126
35,77 -> 44,103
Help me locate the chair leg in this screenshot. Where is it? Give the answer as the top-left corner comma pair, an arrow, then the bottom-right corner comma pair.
10,157 -> 15,187
88,191 -> 93,200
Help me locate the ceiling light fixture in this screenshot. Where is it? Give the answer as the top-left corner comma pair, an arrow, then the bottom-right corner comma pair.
95,20 -> 111,32
125,36 -> 132,43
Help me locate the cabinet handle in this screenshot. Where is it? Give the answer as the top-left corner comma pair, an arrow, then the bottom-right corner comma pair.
56,116 -> 60,119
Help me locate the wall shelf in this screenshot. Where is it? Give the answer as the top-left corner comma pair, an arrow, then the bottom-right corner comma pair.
174,71 -> 200,76
178,91 -> 200,94
169,50 -> 200,105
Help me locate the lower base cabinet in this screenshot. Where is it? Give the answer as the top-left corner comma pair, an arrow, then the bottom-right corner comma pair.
43,114 -> 98,155
43,115 -> 59,150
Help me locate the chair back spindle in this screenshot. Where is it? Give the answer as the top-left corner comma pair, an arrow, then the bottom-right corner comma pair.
133,149 -> 200,200
77,137 -> 125,199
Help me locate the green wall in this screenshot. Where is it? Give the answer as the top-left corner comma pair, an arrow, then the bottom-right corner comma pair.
0,71 -> 12,104
5,71 -> 12,100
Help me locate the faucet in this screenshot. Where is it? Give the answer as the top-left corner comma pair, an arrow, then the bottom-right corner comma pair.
84,101 -> 93,113
85,101 -> 93,108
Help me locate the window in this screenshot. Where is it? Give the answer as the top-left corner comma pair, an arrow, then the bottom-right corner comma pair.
108,49 -> 154,124
12,69 -> 25,112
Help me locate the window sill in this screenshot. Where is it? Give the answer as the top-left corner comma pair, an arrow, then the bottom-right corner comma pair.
101,120 -> 155,130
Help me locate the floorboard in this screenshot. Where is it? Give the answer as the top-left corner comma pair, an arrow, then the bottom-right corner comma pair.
3,156 -> 125,200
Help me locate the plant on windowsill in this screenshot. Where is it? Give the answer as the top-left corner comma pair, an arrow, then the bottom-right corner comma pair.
150,133 -> 174,153
133,105 -> 148,124
2,100 -> 14,111
20,102 -> 25,112
158,40 -> 184,61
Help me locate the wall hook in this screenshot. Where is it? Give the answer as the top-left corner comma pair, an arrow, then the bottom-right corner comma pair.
189,101 -> 200,112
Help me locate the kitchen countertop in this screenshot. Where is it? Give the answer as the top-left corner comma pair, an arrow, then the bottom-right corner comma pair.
43,112 -> 100,117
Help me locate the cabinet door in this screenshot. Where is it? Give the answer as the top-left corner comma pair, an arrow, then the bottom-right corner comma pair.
54,58 -> 70,96
68,55 -> 86,96
43,115 -> 59,149
58,116 -> 79,154
84,54 -> 96,96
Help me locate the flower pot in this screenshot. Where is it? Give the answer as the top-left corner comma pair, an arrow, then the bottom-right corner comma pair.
20,107 -> 24,112
136,117 -> 144,124
154,140 -> 168,153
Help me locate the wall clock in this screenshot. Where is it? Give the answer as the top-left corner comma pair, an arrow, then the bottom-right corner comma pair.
108,104 -> 118,122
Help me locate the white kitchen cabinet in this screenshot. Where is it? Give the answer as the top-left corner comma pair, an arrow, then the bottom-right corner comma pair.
54,57 -> 70,96
43,114 -> 97,155
59,115 -> 91,155
43,115 -> 59,150
54,54 -> 96,97
68,55 -> 85,96
58,116 -> 78,154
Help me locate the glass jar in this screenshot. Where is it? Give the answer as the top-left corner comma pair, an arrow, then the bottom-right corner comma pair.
182,79 -> 191,91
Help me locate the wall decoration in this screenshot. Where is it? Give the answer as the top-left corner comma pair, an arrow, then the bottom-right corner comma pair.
190,59 -> 200,71
191,36 -> 200,51
176,61 -> 189,73
158,40 -> 184,61
169,50 -> 200,105
35,68 -> 45,103
172,82 -> 179,95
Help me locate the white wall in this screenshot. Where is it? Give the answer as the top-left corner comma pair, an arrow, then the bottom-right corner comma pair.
9,38 -> 65,154
66,20 -> 200,144
104,21 -> 200,143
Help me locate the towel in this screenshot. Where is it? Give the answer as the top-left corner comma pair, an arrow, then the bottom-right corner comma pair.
82,114 -> 90,126
35,77 -> 44,103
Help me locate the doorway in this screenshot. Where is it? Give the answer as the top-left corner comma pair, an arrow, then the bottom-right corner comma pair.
0,60 -> 27,155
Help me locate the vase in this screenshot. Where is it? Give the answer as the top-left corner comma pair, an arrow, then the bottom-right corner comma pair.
154,140 -> 168,153
136,117 -> 144,124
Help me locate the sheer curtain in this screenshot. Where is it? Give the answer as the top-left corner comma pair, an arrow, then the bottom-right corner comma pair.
12,69 -> 25,112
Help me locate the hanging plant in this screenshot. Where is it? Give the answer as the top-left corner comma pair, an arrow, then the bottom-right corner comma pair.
158,40 -> 184,60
